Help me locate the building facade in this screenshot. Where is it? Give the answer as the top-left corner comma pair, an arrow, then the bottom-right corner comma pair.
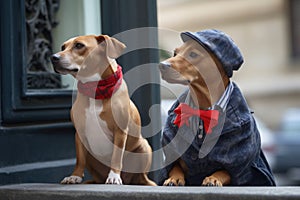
158,0 -> 300,130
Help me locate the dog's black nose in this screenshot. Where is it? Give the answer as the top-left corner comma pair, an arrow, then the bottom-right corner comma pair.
158,61 -> 171,70
50,54 -> 60,63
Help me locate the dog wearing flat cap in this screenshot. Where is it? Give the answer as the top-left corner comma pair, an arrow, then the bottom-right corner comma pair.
158,29 -> 276,186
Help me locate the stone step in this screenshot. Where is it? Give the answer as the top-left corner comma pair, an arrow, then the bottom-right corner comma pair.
0,183 -> 300,200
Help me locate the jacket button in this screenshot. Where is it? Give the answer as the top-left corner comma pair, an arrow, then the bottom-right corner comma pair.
191,153 -> 198,161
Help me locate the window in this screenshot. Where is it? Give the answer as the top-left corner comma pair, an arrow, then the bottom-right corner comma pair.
52,0 -> 101,89
26,0 -> 101,90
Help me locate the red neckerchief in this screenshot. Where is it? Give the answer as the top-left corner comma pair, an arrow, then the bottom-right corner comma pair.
77,65 -> 123,99
173,103 -> 219,134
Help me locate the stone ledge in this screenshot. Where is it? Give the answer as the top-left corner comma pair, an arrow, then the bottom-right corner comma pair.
0,183 -> 300,200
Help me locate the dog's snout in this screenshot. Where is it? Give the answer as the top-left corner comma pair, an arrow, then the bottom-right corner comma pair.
159,61 -> 171,70
51,54 -> 61,63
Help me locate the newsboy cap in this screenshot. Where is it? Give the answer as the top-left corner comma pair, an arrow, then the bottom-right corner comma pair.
181,29 -> 244,78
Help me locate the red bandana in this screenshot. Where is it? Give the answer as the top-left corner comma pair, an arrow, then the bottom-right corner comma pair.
77,65 -> 123,99
173,103 -> 219,134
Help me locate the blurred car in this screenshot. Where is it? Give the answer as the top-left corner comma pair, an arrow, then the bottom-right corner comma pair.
160,99 -> 276,168
272,108 -> 300,182
256,118 -> 276,169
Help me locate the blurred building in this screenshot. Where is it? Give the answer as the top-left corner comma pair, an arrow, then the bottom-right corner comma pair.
157,0 -> 300,130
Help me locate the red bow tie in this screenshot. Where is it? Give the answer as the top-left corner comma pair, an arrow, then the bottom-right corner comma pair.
77,65 -> 123,99
173,103 -> 219,134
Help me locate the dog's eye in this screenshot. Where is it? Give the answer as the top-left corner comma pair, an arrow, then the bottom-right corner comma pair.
74,42 -> 85,50
189,52 -> 199,58
61,45 -> 66,51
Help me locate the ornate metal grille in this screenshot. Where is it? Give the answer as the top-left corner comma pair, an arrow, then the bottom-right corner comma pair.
25,0 -> 63,89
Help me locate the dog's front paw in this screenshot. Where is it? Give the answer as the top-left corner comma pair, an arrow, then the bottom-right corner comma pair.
163,177 -> 185,186
105,170 -> 123,185
61,175 -> 83,184
202,176 -> 222,186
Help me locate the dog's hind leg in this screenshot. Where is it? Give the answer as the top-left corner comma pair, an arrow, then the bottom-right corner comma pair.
139,173 -> 157,186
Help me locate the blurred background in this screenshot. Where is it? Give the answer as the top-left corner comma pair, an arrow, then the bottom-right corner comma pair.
157,0 -> 300,185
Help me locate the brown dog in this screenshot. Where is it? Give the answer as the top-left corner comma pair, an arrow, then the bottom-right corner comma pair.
51,35 -> 156,185
159,38 -> 231,186
159,30 -> 276,187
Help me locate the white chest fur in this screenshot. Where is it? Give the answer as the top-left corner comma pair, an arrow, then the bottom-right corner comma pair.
73,98 -> 114,159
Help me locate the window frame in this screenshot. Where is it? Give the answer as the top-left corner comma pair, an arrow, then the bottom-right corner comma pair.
1,0 -> 73,124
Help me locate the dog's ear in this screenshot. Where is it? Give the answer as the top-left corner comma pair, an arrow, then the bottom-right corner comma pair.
95,35 -> 126,59
95,35 -> 106,44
